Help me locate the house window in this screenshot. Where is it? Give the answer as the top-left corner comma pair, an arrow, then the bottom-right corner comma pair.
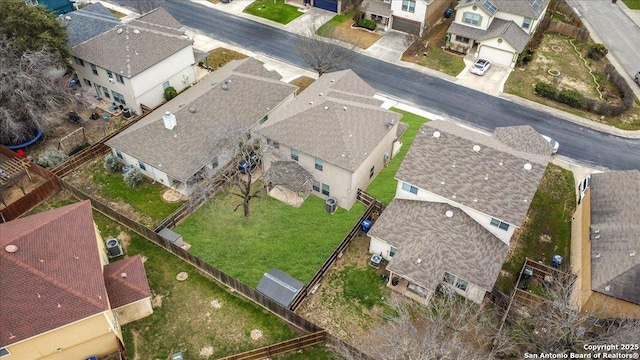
443,272 -> 455,285
103,87 -> 110,99
211,157 -> 218,169
83,78 -> 91,87
402,0 -> 416,13
163,81 -> 170,90
138,160 -> 146,171
115,150 -> 123,159
291,148 -> 298,161
74,57 -> 85,66
321,183 -> 330,196
107,70 -> 113,78
455,35 -> 470,43
312,180 -> 320,192
390,246 -> 397,257
25,0 -> 39,5
112,91 -> 126,105
402,182 -> 418,194
490,218 -> 510,231
586,316 -> 606,327
315,158 -> 323,171
455,278 -> 468,291
90,63 -> 98,75
259,115 -> 268,124
0,347 -> 10,357
246,132 -> 251,140
369,166 -> 375,179
522,17 -> 532,29
115,74 -> 124,84
463,12 -> 482,26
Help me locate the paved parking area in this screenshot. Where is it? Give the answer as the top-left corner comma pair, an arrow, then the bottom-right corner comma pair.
456,54 -> 512,96
364,30 -> 416,63
285,8 -> 335,35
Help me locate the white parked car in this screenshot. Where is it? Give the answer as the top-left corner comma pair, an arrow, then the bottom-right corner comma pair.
542,135 -> 560,154
470,59 -> 491,76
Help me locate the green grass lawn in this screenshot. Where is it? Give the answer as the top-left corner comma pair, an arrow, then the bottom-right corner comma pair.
417,47 -> 466,77
622,0 -> 640,9
244,0 -> 303,25
365,108 -> 430,204
175,190 -> 366,287
495,164 -> 575,293
317,12 -> 352,37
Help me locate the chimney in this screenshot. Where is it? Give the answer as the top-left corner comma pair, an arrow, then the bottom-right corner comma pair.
163,111 -> 177,130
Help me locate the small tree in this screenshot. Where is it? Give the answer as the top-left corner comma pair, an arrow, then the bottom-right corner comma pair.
104,153 -> 122,173
296,25 -> 357,76
164,86 -> 178,101
124,167 -> 143,188
587,43 -> 608,61
36,148 -> 68,168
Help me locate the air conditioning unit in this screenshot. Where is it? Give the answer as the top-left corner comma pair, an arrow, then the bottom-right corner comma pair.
108,77 -> 115,83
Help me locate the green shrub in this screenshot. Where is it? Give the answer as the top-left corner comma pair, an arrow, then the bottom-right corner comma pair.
517,48 -> 535,66
587,43 -> 608,61
163,86 -> 177,101
358,18 -> 377,31
104,153 -> 121,173
558,88 -> 584,108
352,10 -> 364,23
124,167 -> 143,188
534,81 -> 557,99
36,148 -> 68,168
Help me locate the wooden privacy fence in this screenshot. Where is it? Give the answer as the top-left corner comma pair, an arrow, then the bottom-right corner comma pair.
216,331 -> 326,360
548,20 -> 589,41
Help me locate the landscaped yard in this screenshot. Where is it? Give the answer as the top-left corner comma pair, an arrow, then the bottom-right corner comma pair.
199,47 -> 248,72
289,76 -> 316,94
622,0 -> 640,9
505,33 -> 640,130
495,164 -> 576,293
317,12 -> 381,49
365,108 -> 430,204
175,189 -> 366,287
64,159 -> 185,228
244,0 -> 303,25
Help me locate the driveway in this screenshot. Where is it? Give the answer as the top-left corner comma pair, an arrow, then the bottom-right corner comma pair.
456,54 -> 511,96
364,30 -> 416,63
285,7 -> 335,35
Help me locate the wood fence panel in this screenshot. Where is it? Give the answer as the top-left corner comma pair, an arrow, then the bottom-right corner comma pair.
216,332 -> 326,360
548,20 -> 589,41
0,177 -> 61,222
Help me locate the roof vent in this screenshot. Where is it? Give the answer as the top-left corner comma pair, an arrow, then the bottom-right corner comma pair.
117,28 -> 123,34
473,145 -> 481,152
179,102 -> 185,107
440,178 -> 445,185
64,15 -> 72,21
222,83 -> 229,90
485,174 -> 489,180
324,106 -> 329,110
595,253 -> 601,258
593,229 -> 600,234
452,161 -> 456,168
432,131 -> 441,138
189,107 -> 196,113
343,106 -> 347,111
120,272 -> 127,278
445,210 -> 453,218
309,101 -> 314,105
523,163 -> 532,171
330,79 -> 335,82
163,111 -> 177,130
5,244 -> 18,253
631,252 -> 636,257
605,285 -> 610,291
416,258 -> 422,264
133,29 -> 140,35
319,92 -> 323,96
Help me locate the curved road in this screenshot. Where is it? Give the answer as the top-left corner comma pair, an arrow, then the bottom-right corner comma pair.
133,0 -> 640,170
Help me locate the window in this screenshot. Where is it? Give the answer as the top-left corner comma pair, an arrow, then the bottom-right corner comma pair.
443,272 -> 455,285
455,278 -> 468,291
315,158 -> 323,171
490,218 -> 510,231
443,272 -> 468,292
107,70 -> 113,78
0,347 -> 10,357
522,17 -> 532,29
115,150 -> 123,159
91,63 -> 98,75
112,91 -> 126,105
103,87 -> 110,99
211,157 -> 218,169
163,81 -> 170,90
291,148 -> 298,161
312,180 -> 320,192
402,0 -> 416,13
463,12 -> 482,26
74,57 -> 85,66
456,35 -> 470,43
369,166 -> 375,179
321,183 -> 330,196
138,160 -> 146,171
83,78 -> 91,86
115,74 -> 124,84
402,182 -> 418,194
25,0 -> 39,5
390,246 -> 397,257
259,115 -> 268,124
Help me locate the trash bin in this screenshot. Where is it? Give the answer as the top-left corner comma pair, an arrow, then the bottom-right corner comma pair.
444,8 -> 453,18
361,219 -> 372,233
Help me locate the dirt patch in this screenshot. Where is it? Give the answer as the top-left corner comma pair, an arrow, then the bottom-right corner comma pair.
0,172 -> 47,210
130,329 -> 143,360
210,299 -> 222,309
289,76 -> 316,95
151,294 -> 164,308
250,329 -> 263,340
329,20 -> 381,49
199,346 -> 214,357
403,17 -> 452,63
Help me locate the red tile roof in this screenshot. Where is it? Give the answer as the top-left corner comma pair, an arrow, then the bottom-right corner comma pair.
0,201 -> 109,347
104,255 -> 151,309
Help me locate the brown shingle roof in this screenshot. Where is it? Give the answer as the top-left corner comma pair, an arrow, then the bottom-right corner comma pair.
135,7 -> 183,29
369,199 -> 508,291
492,125 -> 553,156
0,201 -> 109,347
589,170 -> 640,305
104,255 -> 152,309
395,121 -> 549,226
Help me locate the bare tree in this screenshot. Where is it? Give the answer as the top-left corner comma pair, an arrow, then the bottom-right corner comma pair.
295,25 -> 357,76
0,38 -> 76,145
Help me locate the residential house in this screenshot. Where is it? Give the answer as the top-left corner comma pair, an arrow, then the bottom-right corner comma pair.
574,170 -> 640,320
260,69 -> 403,210
26,0 -> 74,16
61,3 -> 120,48
106,58 -> 298,196
446,0 -> 550,67
70,8 -> 197,115
0,201 -> 152,359
368,122 -> 552,303
360,0 -> 452,36
286,0 -> 358,14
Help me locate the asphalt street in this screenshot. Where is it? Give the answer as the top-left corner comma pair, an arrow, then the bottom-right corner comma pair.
119,0 -> 640,171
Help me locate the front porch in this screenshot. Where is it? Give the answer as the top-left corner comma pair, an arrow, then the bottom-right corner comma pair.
360,0 -> 392,32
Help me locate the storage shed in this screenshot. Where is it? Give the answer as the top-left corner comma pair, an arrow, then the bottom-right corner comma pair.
256,269 -> 304,307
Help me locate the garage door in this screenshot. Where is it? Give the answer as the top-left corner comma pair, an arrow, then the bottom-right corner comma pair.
391,16 -> 420,36
314,0 -> 337,12
478,46 -> 515,67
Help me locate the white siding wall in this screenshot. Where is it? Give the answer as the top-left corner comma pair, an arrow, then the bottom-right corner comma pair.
369,236 -> 395,260
454,4 -> 491,31
390,0 -> 428,24
74,61 -> 136,111
476,39 -> 518,67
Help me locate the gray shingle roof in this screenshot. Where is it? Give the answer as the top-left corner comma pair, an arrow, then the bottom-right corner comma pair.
395,121 -> 549,226
106,59 -> 297,182
360,0 -> 393,17
71,23 -> 191,78
589,170 -> 640,305
261,70 -> 401,173
135,7 -> 183,29
263,161 -> 314,192
257,269 -> 304,307
62,3 -> 120,47
447,18 -> 529,52
457,0 -> 549,18
369,199 -> 508,291
493,125 -> 553,156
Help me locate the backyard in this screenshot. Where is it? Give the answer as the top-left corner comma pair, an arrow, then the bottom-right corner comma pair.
318,12 -> 381,49
244,0 -> 303,24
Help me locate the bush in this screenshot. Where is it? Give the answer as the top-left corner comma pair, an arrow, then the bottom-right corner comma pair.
36,148 -> 68,168
517,48 -> 535,66
104,153 -> 121,173
358,18 -> 377,31
534,81 -> 557,99
587,43 -> 608,61
352,10 -> 364,23
558,88 -> 583,108
124,167 -> 143,188
164,86 -> 178,101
